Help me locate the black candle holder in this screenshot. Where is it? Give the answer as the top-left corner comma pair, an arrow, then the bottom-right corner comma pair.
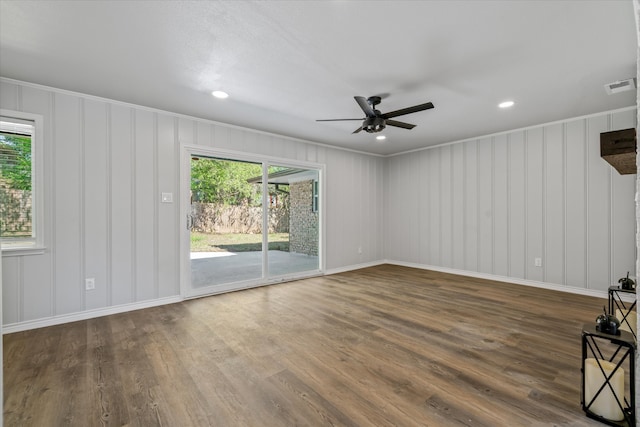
608,286 -> 637,341
581,324 -> 636,426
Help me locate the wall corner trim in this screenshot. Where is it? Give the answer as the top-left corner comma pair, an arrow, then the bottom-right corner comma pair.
385,259 -> 612,300
324,260 -> 386,276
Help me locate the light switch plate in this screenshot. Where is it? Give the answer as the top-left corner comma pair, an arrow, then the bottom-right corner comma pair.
161,192 -> 173,203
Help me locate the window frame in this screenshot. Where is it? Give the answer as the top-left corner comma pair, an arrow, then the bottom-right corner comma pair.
0,109 -> 45,256
312,179 -> 319,213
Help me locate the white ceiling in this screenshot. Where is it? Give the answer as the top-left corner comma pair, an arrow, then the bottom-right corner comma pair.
0,1 -> 636,155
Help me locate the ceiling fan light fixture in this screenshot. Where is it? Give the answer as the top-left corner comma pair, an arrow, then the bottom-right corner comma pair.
363,117 -> 386,133
376,135 -> 386,141
211,90 -> 229,99
498,100 -> 515,109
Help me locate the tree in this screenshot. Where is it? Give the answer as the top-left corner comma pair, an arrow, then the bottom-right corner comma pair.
191,158 -> 262,205
0,133 -> 32,237
0,133 -> 32,191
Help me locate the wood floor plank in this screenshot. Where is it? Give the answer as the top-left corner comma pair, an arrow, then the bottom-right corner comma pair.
87,317 -> 131,425
109,312 -> 163,426
4,265 -> 611,426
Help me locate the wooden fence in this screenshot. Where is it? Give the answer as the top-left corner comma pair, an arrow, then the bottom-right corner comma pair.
191,203 -> 289,234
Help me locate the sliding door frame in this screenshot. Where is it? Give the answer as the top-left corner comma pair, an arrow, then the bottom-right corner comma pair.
179,144 -> 325,299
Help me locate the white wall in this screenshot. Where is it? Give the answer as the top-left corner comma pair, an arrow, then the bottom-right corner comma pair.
385,108 -> 637,293
0,79 -> 385,328
1,76 -> 637,331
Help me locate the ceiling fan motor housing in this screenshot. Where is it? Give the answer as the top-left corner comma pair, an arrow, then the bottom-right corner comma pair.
363,117 -> 386,133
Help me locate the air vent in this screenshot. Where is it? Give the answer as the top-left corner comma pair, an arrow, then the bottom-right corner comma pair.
604,78 -> 637,95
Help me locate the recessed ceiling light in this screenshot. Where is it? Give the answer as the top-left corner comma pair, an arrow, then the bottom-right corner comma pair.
498,100 -> 515,109
376,135 -> 386,141
211,90 -> 229,99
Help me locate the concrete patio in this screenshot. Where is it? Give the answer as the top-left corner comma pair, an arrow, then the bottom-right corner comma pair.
190,250 -> 319,288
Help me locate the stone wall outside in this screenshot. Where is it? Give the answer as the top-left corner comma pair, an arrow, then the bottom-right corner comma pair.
0,187 -> 32,237
289,180 -> 318,256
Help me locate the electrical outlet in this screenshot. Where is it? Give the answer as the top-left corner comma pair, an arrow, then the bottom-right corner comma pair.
534,258 -> 542,267
358,246 -> 362,254
85,277 -> 95,290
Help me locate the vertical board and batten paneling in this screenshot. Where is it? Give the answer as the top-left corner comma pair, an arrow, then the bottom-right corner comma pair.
404,152 -> 420,264
109,104 -> 134,306
440,146 -> 453,268
357,158 -> 366,261
464,141 -> 479,272
385,108 -> 636,292
133,109 -> 156,302
83,99 -> 108,311
1,79 -> 384,328
359,155 -> 370,262
451,143 -> 465,270
428,148 -> 440,266
1,258 -> 19,324
53,93 -> 83,315
544,124 -> 564,286
375,158 -> 383,260
384,156 -> 402,261
346,153 -> 361,266
493,135 -> 509,277
157,114 -> 179,298
477,137 -> 493,275
508,131 -> 526,280
324,151 -> 343,268
418,150 -> 430,264
525,127 -> 544,283
564,120 -> 587,289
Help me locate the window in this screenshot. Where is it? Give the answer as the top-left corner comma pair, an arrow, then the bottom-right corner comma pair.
312,180 -> 319,213
0,110 -> 44,253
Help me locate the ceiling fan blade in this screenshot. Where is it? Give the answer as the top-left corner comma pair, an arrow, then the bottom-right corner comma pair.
316,118 -> 363,122
385,119 -> 416,130
382,102 -> 434,119
352,126 -> 364,134
354,96 -> 376,117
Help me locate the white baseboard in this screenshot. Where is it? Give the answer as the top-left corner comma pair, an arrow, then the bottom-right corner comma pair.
385,259 -> 617,300
3,295 -> 183,334
324,260 -> 386,276
5,261 -> 632,334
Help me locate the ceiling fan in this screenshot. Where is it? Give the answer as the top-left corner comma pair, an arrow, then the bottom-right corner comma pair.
317,96 -> 434,134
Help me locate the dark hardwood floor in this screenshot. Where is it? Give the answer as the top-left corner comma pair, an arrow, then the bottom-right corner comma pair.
4,265 -> 611,426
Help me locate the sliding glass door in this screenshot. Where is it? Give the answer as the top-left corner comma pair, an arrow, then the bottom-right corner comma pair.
265,164 -> 319,277
181,147 -> 322,297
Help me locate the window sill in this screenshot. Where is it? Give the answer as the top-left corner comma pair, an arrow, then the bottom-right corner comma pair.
1,246 -> 46,257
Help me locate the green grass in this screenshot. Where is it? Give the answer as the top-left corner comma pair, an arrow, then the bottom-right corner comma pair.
190,232 -> 289,252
